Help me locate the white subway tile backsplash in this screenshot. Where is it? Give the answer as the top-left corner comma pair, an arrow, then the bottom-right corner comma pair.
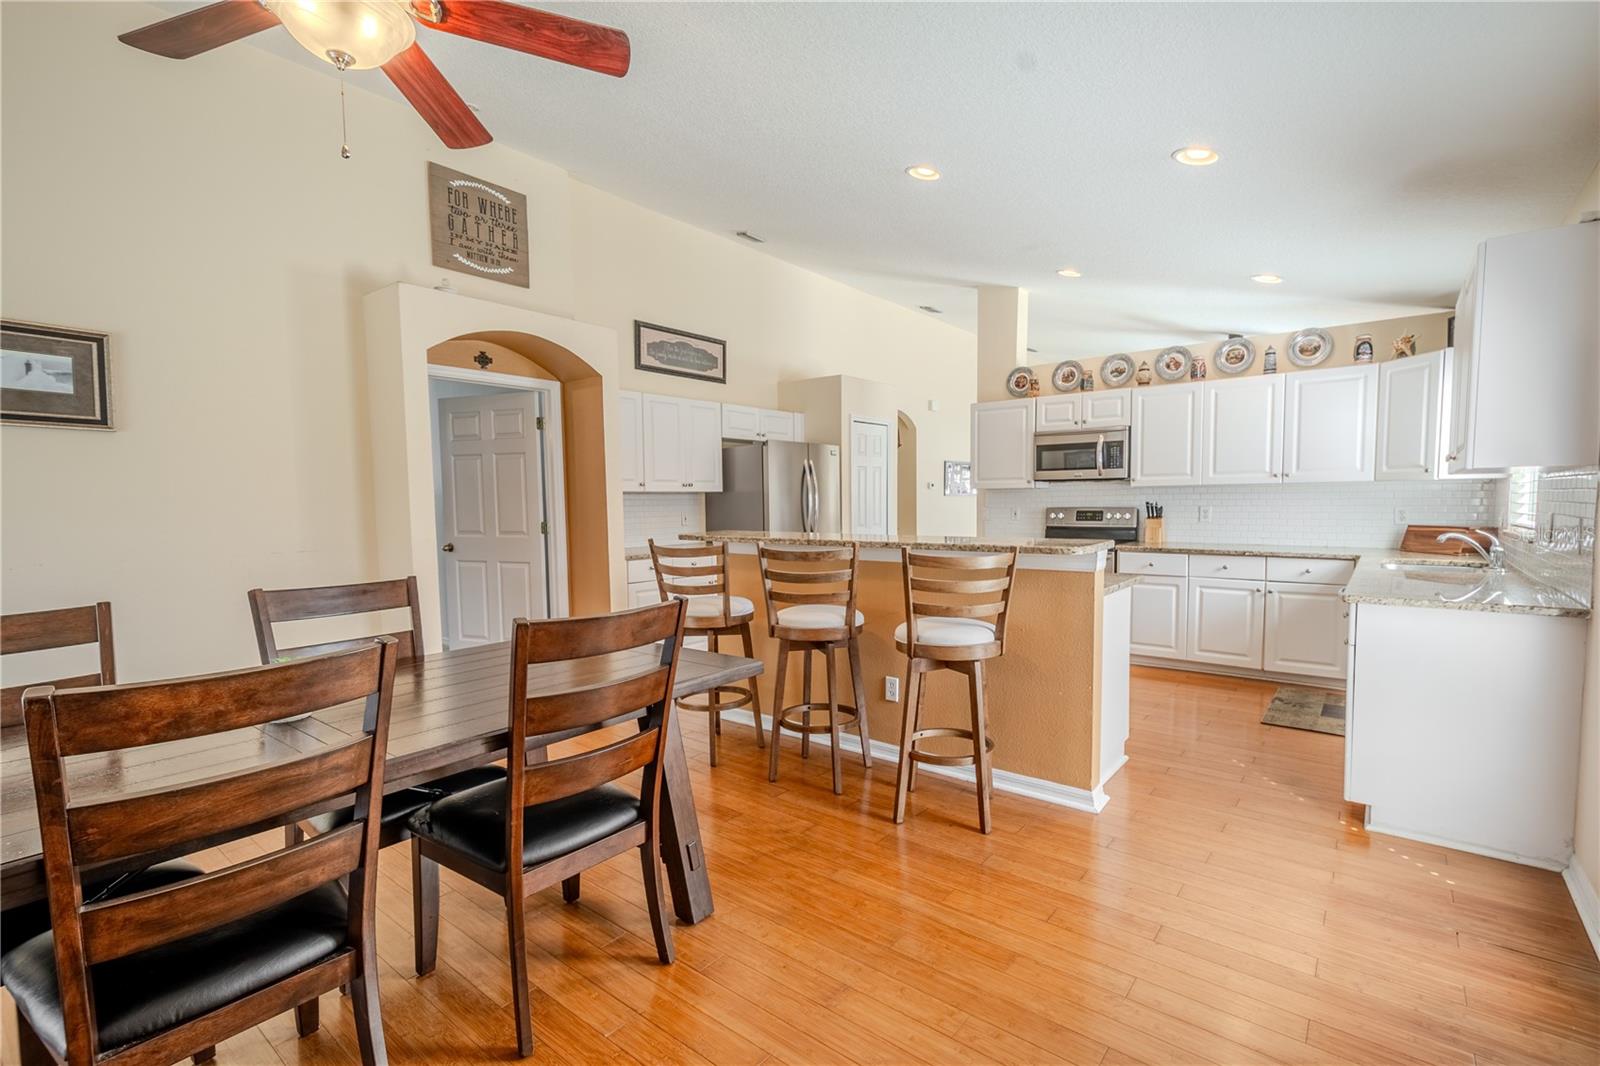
983,480 -> 1499,548
1497,468 -> 1596,608
623,492 -> 705,549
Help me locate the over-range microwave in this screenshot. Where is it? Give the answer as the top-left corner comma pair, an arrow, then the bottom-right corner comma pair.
1034,427 -> 1130,481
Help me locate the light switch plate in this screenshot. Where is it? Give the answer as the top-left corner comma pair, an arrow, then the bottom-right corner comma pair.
1198,505 -> 1213,522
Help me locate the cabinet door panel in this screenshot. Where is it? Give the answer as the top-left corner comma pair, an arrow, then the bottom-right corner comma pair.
971,400 -> 1034,488
1264,583 -> 1347,679
721,403 -> 760,441
1376,352 -> 1441,480
1035,395 -> 1081,431
1129,576 -> 1186,659
642,394 -> 687,491
758,409 -> 797,441
683,400 -> 724,491
1081,391 -> 1130,429
1283,365 -> 1378,482
1202,376 -> 1282,484
1131,383 -> 1202,486
1187,577 -> 1264,668
617,390 -> 645,491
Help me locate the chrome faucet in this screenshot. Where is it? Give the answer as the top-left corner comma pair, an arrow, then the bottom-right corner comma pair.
1436,528 -> 1504,572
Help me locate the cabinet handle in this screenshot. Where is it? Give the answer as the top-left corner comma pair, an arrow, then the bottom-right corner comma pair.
1220,564 -> 1229,570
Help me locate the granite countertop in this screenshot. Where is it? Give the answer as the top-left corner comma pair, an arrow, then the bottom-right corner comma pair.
624,545 -> 651,561
1103,572 -> 1143,595
1116,541 -> 1376,560
689,531 -> 1113,556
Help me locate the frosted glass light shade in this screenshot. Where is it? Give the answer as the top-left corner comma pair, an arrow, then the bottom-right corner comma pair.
265,0 -> 417,70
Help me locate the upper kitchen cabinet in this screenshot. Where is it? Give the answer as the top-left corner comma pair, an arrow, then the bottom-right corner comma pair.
1447,223 -> 1599,475
1282,364 -> 1378,482
971,398 -> 1034,489
617,390 -> 645,492
1037,391 -> 1130,431
721,403 -> 804,442
1131,382 -> 1202,485
635,393 -> 724,493
1376,350 -> 1442,480
1201,375 -> 1284,485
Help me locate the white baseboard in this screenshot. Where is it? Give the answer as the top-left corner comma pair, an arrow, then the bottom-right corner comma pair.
718,709 -> 1109,814
1565,861 -> 1600,962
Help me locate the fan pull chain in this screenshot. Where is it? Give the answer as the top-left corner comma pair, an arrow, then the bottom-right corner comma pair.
331,50 -> 353,159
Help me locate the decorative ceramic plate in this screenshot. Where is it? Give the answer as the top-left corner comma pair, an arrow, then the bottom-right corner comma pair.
1005,367 -> 1037,397
1101,353 -> 1135,387
1287,328 -> 1334,367
1051,360 -> 1085,392
1154,346 -> 1192,381
1214,337 -> 1256,375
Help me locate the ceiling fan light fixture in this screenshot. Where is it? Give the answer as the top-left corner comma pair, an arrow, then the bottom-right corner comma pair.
265,0 -> 416,70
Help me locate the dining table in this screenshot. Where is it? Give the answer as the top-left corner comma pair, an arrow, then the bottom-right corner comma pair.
0,639 -> 763,923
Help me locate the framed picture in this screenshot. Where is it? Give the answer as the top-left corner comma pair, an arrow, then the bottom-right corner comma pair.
427,162 -> 530,288
634,321 -> 726,384
2,320 -> 113,430
944,460 -> 975,496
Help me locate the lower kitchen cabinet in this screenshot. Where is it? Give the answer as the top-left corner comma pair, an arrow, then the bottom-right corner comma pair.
1263,582 -> 1347,679
1128,576 -> 1187,659
1186,577 -> 1265,669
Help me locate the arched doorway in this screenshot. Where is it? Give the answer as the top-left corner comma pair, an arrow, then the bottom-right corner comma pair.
897,411 -> 918,537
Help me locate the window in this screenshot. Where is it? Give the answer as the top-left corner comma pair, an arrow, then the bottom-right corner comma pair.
1506,467 -> 1538,532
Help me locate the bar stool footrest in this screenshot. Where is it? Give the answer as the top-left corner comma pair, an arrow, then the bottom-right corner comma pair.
776,701 -> 860,734
907,726 -> 995,767
676,686 -> 755,714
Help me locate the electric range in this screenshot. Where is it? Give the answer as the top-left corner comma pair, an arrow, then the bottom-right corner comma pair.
1044,505 -> 1140,544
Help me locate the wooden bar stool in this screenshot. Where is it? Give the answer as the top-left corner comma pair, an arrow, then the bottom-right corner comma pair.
758,543 -> 871,795
892,548 -> 1019,833
649,539 -> 764,765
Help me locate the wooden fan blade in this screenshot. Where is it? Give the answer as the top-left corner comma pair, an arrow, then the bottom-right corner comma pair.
118,0 -> 279,59
382,43 -> 492,149
414,1 -> 630,77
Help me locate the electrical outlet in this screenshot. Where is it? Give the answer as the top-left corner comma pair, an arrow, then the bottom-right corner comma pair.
1198,505 -> 1213,522
680,513 -> 691,527
884,676 -> 900,702
1009,507 -> 1021,521
1395,508 -> 1408,524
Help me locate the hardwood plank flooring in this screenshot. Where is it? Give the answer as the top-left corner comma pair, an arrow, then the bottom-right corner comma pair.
4,666 -> 1596,1064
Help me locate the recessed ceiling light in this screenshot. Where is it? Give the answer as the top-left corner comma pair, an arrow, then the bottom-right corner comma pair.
1250,273 -> 1284,284
905,164 -> 942,181
1171,146 -> 1219,166
918,304 -> 943,314
1056,267 -> 1082,278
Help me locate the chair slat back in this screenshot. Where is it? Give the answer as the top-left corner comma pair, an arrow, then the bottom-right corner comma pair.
757,544 -> 858,624
0,602 -> 115,727
508,601 -> 686,813
23,640 -> 396,1061
649,540 -> 730,624
900,550 -> 1019,650
249,577 -> 424,663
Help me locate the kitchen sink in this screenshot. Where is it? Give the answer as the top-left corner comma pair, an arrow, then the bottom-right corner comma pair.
1379,560 -> 1486,572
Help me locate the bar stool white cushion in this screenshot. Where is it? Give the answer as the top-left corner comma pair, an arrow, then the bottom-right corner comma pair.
775,605 -> 865,630
684,594 -> 755,620
894,618 -> 996,647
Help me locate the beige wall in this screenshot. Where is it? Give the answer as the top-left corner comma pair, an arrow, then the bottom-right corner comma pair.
0,2 -> 975,684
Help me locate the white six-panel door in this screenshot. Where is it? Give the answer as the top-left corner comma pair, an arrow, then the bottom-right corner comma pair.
439,394 -> 549,647
850,417 -> 890,535
1282,364 -> 1378,482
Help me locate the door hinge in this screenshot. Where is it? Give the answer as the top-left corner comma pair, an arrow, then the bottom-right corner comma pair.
536,416 -> 545,431
540,520 -> 549,534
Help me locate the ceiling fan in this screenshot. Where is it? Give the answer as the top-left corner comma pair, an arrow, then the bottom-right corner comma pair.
118,0 -> 630,150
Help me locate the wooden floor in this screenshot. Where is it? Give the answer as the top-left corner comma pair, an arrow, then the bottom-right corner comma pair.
5,666 -> 1598,1064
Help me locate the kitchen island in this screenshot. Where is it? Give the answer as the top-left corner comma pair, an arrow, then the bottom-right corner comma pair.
685,531 -> 1130,811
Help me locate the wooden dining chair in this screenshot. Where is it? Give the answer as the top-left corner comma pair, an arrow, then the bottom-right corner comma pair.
247,576 -> 502,978
407,599 -> 688,1058
3,640 -> 399,1066
0,603 -> 115,728
648,539 -> 764,765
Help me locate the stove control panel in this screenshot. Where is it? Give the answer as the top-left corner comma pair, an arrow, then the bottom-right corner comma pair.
1045,506 -> 1140,542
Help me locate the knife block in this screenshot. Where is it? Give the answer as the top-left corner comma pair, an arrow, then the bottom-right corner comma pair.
1141,517 -> 1165,546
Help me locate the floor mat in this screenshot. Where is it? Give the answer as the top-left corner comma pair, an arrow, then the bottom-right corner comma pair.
1261,684 -> 1346,736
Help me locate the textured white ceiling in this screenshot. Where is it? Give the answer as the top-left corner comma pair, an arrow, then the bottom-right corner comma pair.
227,1 -> 1598,359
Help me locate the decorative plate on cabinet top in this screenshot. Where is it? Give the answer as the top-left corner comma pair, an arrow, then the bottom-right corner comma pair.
1154,346 -> 1192,381
1051,360 -> 1085,392
1214,337 -> 1256,375
1287,328 -> 1334,367
1100,353 -> 1135,387
1004,366 -> 1038,398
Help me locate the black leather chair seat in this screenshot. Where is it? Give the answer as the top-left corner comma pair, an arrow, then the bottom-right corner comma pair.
2,870 -> 348,1059
1,861 -> 203,963
305,765 -> 507,841
408,779 -> 642,872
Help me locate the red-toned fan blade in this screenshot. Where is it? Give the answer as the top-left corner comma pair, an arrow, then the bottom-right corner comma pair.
118,0 -> 279,59
382,43 -> 492,149
413,1 -> 630,77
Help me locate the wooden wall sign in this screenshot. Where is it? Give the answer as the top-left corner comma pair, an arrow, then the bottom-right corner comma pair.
428,162 -> 530,288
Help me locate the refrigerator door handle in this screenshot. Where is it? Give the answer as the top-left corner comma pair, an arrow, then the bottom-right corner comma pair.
802,459 -> 817,532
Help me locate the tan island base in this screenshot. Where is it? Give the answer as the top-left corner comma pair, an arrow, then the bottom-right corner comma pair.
701,538 -> 1115,808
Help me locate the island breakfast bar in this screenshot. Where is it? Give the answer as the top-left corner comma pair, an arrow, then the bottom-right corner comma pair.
685,532 -> 1131,811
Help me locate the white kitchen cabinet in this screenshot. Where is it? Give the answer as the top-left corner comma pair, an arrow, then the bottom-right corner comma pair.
1447,223 -> 1599,474
759,408 -> 800,441
1082,391 -> 1131,428
642,394 -> 723,492
722,404 -> 801,442
1282,364 -> 1377,483
627,582 -> 662,608
617,390 -> 646,492
1035,394 -> 1081,432
1201,376 -> 1284,485
1376,351 -> 1442,481
971,399 -> 1034,489
1186,576 -> 1265,669
1263,583 -> 1347,679
1127,575 -> 1187,660
1131,382 -> 1202,486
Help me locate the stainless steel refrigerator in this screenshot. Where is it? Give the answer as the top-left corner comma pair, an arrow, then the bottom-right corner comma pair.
706,441 -> 841,534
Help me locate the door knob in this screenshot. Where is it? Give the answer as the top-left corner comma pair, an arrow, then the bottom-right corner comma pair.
441,542 -> 455,553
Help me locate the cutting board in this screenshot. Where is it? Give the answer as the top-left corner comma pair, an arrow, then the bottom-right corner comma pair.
1400,525 -> 1498,556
